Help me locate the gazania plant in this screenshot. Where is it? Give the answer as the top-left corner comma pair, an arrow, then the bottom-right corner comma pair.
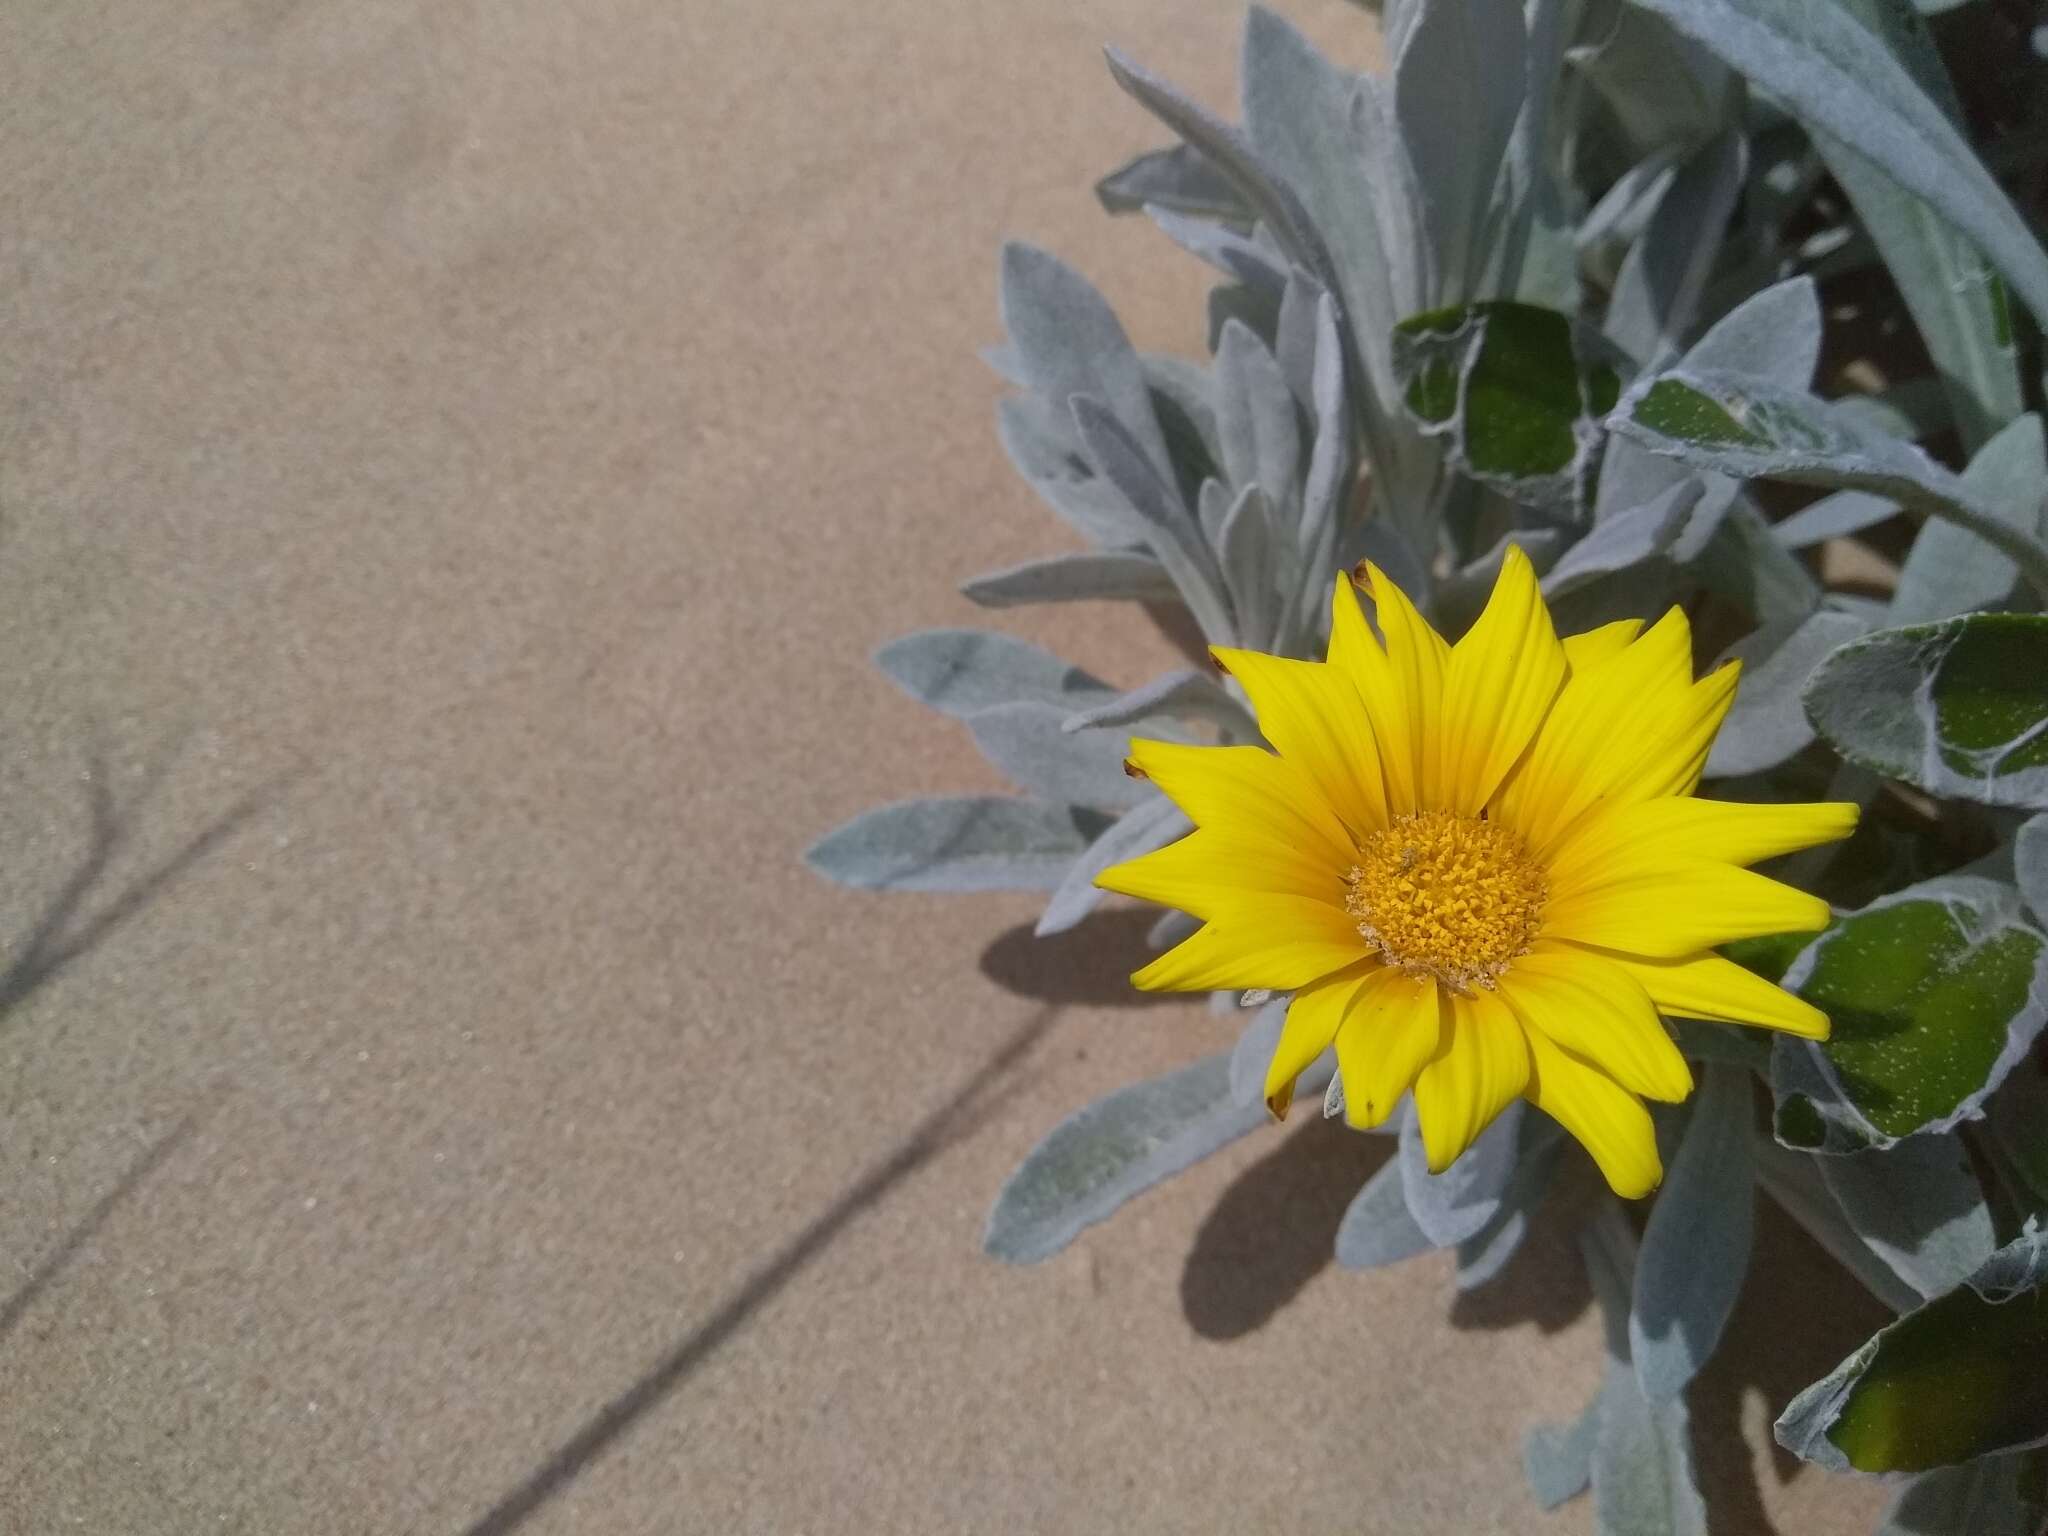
1107,549 -> 1855,1197
813,0 -> 2048,1529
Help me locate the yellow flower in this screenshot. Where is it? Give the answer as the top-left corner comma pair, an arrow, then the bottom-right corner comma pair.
1097,546 -> 1856,1197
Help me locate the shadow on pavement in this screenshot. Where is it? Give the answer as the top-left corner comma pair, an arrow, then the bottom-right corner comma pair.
458,1002 -> 1061,1536
1,741 -> 287,1021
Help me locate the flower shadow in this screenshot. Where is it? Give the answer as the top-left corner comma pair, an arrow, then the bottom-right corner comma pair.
978,908 -> 1183,1009
1180,1115 -> 1394,1340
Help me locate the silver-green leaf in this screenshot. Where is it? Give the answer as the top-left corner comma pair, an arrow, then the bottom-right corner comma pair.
984,1052 -> 1269,1264
806,797 -> 1112,893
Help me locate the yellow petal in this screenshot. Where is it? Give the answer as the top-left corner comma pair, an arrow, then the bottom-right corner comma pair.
1635,661 -> 1744,803
1547,797 -> 1861,893
1126,738 -> 1353,873
1503,947 -> 1693,1102
1600,948 -> 1831,1040
1411,989 -> 1530,1172
1561,618 -> 1644,675
1439,546 -> 1569,816
1524,1027 -> 1662,1198
1265,963 -> 1379,1116
1213,648 -> 1389,841
1491,607 -> 1697,850
1328,574 -> 1421,817
1542,862 -> 1832,958
1096,826 -> 1342,917
1332,968 -> 1443,1129
1131,898 -> 1366,993
1362,561 -> 1450,814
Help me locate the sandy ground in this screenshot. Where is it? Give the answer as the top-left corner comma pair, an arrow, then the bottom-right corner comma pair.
0,2 -> 1894,1531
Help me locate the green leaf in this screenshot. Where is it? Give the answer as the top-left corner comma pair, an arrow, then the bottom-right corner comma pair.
1769,875 -> 2048,1150
1391,301 -> 1622,514
1804,615 -> 2048,810
984,1052 -> 1268,1263
1776,1224 -> 2048,1473
1607,371 -> 2048,603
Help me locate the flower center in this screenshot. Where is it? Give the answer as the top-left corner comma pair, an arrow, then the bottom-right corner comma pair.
1343,811 -> 1546,992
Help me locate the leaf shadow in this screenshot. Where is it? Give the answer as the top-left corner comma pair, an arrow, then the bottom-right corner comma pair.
1181,1116 -> 1393,1340
1,738 -> 292,1022
979,908 -> 1182,1008
1446,1159 -> 1599,1338
1686,1194 -> 1894,1536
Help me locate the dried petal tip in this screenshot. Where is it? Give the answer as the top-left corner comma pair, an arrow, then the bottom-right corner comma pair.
1265,1082 -> 1294,1121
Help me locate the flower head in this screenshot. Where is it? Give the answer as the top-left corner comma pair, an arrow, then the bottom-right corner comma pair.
1097,547 -> 1856,1196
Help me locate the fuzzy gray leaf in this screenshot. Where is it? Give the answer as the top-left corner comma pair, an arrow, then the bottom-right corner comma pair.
1753,1134 -> 1924,1312
876,629 -> 1110,719
2019,815 -> 2048,925
1890,414 -> 2047,626
1456,1116 -> 1564,1291
1061,667 -> 1255,738
1805,615 -> 2048,809
962,552 -> 1181,610
1682,275 -> 1823,387
1772,489 -> 1899,550
1239,8 -> 1396,435
1628,0 -> 2048,327
1545,479 -> 1702,599
968,702 -> 1156,812
995,395 -> 1144,547
1035,795 -> 1191,938
1229,997 -> 1290,1108
985,1053 -> 1269,1264
1218,484 -> 1283,651
1818,1133 -> 1995,1300
1147,208 -> 1288,300
1096,143 -> 1250,220
1524,1397 -> 1600,1512
1149,908 -> 1199,951
1072,396 -> 1236,645
1334,1150 -> 1438,1270
1705,607 -> 1873,777
1275,294 -> 1352,651
1000,243 -> 1172,480
1400,1098 -> 1525,1248
1877,1458 -> 2048,1536
1694,498 -> 1822,626
1214,321 -> 1302,508
1583,1205 -> 1711,1536
1394,0 -> 1526,299
1568,6 -> 1731,158
807,797 -> 1111,893
1103,49 -> 1333,296
1632,1066 -> 1754,1405
1820,0 -> 2021,454
1606,131 -> 1748,367
1607,370 -> 2048,602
